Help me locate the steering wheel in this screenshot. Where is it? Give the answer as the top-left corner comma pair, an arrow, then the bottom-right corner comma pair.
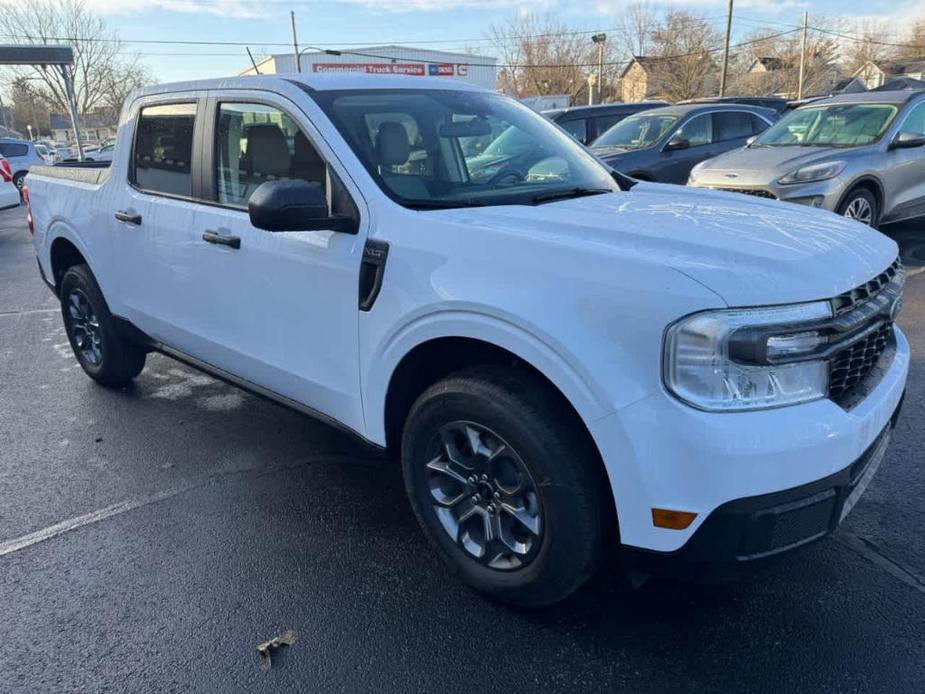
487,167 -> 526,187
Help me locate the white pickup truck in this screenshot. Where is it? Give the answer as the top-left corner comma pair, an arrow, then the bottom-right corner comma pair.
27,74 -> 908,606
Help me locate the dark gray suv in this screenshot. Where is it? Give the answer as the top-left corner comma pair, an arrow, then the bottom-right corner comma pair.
591,104 -> 776,184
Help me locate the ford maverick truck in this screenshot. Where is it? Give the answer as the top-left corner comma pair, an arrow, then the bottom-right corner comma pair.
26,74 -> 908,606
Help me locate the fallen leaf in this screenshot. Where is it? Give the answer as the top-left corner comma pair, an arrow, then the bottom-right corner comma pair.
257,629 -> 297,671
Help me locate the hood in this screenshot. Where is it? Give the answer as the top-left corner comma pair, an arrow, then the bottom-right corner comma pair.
431,183 -> 897,307
692,145 -> 870,185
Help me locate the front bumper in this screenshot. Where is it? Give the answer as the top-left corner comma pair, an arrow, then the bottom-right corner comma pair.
622,398 -> 902,576
588,326 -> 910,555
689,177 -> 846,212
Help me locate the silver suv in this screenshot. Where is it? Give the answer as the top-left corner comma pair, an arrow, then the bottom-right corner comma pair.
688,90 -> 925,227
0,137 -> 46,191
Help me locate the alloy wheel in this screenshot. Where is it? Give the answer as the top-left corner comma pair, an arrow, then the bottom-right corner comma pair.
844,196 -> 873,225
424,421 -> 542,570
67,289 -> 103,366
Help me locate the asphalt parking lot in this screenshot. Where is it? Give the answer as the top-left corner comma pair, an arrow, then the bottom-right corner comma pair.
1,204 -> 923,693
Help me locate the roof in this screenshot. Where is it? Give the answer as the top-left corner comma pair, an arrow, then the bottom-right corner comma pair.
547,101 -> 666,118
50,113 -> 116,130
131,73 -> 486,101
800,90 -> 924,107
619,56 -> 659,78
751,57 -> 785,71
643,103 -> 778,118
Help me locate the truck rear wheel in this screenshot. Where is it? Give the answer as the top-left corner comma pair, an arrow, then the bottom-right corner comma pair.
401,365 -> 609,607
59,264 -> 146,387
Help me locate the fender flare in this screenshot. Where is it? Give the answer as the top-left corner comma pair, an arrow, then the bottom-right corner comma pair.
362,307 -> 613,445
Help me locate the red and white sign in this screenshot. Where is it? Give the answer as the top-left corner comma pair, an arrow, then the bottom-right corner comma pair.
311,62 -> 468,78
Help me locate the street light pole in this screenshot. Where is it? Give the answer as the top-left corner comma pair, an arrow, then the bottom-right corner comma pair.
291,11 -> 301,73
591,34 -> 607,105
797,11 -> 809,100
719,0 -> 734,96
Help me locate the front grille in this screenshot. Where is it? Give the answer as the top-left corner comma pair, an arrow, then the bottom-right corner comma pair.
829,322 -> 893,403
831,258 -> 903,315
825,258 -> 903,406
715,187 -> 777,200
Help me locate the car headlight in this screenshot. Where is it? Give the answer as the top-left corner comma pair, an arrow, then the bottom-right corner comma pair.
664,302 -> 833,411
778,161 -> 846,185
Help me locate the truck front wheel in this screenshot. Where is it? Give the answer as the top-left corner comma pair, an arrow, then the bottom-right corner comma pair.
401,365 -> 610,607
59,264 -> 146,387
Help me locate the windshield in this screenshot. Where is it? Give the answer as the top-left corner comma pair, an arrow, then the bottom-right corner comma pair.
309,89 -> 619,209
756,103 -> 897,147
592,114 -> 678,150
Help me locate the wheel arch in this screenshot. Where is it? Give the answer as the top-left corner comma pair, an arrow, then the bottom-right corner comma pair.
49,235 -> 89,294
837,176 -> 884,217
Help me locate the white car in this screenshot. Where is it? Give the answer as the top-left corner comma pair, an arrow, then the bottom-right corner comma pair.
25,75 -> 909,606
83,141 -> 115,162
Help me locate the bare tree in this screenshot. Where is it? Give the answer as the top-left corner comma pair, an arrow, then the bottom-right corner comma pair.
896,20 -> 925,60
646,10 -> 722,101
728,24 -> 840,97
0,0 -> 150,117
489,14 -> 598,101
618,2 -> 656,60
841,21 -> 893,74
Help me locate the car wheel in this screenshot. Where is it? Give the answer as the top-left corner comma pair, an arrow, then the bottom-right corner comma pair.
401,365 -> 610,607
59,264 -> 146,387
12,172 -> 25,191
838,188 -> 878,228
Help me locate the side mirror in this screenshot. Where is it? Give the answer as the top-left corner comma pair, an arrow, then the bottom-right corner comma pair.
745,135 -> 758,147
889,131 -> 925,150
664,137 -> 690,152
248,179 -> 355,233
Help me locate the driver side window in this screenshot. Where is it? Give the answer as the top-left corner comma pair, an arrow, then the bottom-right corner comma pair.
901,101 -> 925,136
673,114 -> 713,147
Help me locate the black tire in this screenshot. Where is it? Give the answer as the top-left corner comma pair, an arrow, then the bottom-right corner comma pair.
401,365 -> 610,607
12,171 -> 25,191
837,187 -> 879,228
59,263 -> 146,387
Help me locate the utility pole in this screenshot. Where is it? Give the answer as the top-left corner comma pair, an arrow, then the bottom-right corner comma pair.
797,11 -> 808,100
591,33 -> 607,104
290,11 -> 301,73
719,0 -> 734,96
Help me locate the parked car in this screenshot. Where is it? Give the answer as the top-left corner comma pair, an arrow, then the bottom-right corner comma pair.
0,137 -> 46,190
678,96 -> 790,114
34,143 -> 52,164
0,156 -> 21,209
688,90 -> 925,227
54,145 -> 72,162
26,74 -> 908,606
84,141 -> 116,162
592,103 -> 776,184
542,102 -> 668,145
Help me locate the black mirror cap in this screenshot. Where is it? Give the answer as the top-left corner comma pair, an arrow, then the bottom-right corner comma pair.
889,132 -> 925,150
248,179 -> 356,233
665,138 -> 690,151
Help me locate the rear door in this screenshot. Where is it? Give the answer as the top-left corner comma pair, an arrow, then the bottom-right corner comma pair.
174,93 -> 368,431
883,100 -> 925,220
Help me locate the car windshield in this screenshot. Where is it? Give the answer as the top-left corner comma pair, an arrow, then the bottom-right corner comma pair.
309,89 -> 619,209
755,103 -> 898,147
592,114 -> 678,150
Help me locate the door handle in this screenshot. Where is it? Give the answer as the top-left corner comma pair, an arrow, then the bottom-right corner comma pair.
114,210 -> 141,225
202,230 -> 241,249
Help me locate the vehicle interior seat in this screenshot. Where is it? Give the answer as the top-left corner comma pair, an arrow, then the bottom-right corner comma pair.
245,124 -> 291,181
375,121 -> 429,199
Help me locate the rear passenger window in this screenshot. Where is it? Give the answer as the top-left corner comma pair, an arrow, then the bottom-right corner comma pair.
714,112 -> 755,141
560,118 -> 588,144
215,102 -> 328,207
0,142 -> 28,157
132,103 -> 196,197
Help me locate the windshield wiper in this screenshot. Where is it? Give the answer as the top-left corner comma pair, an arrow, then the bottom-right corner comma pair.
531,187 -> 613,204
399,198 -> 488,210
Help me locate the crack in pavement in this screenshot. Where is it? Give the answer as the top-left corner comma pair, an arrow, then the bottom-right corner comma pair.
0,454 -> 382,558
836,531 -> 925,595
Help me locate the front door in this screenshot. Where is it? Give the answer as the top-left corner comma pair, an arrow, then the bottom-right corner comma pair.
164,96 -> 367,431
658,113 -> 718,184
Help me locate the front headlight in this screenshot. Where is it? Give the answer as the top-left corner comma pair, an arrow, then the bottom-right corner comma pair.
664,302 -> 832,411
778,161 -> 846,185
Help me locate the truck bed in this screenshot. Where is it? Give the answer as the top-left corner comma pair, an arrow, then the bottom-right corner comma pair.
30,163 -> 112,187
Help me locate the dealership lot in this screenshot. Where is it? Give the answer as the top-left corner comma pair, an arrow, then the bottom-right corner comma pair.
1,204 -> 923,692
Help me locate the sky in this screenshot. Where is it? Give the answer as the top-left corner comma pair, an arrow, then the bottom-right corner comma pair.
80,0 -> 925,83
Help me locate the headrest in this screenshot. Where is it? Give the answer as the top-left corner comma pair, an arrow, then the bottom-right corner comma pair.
247,124 -> 290,177
375,122 -> 410,167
